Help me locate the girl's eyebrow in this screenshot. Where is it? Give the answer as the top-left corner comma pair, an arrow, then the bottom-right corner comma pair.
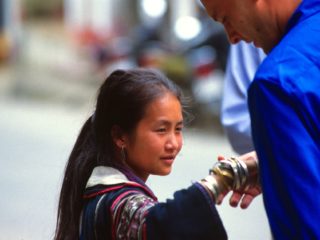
177,121 -> 184,125
156,120 -> 184,125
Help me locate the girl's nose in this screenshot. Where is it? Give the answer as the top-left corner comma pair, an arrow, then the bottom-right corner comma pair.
165,134 -> 180,150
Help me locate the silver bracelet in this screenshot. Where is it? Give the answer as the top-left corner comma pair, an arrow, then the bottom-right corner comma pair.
200,157 -> 258,203
198,175 -> 221,203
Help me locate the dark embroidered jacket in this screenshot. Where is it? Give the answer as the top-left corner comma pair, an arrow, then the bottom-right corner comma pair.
80,167 -> 227,240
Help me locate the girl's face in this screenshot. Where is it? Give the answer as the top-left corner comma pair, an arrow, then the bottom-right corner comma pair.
123,92 -> 184,182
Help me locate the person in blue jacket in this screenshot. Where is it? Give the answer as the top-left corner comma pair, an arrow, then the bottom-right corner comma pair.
54,68 -> 259,240
200,0 -> 320,239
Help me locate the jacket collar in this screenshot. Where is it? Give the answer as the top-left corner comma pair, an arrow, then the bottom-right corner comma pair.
86,166 -> 133,188
286,0 -> 320,33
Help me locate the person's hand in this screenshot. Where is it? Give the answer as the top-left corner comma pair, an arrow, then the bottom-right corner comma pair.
217,151 -> 261,209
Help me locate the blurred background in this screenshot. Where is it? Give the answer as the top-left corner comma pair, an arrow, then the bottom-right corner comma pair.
0,0 -> 271,239
1,0 -> 230,124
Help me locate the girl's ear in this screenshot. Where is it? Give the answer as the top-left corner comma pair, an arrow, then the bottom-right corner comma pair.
111,125 -> 126,148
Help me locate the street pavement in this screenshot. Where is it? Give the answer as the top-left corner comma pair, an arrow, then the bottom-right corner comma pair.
0,97 -> 271,240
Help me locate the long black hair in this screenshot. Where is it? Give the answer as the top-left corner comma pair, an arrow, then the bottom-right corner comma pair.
54,68 -> 186,240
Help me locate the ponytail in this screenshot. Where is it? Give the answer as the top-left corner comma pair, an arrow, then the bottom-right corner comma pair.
54,117 -> 97,240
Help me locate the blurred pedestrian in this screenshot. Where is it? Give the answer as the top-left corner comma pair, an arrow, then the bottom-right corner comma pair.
200,0 -> 320,238
54,68 -> 259,239
221,41 -> 265,154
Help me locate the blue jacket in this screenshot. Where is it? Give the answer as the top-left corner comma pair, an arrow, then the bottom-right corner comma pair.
248,0 -> 320,238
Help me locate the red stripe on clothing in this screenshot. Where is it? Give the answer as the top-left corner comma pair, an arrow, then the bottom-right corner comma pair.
83,182 -> 157,201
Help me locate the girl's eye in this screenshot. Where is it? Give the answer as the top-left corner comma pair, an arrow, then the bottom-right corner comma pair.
176,127 -> 183,132
156,128 -> 166,133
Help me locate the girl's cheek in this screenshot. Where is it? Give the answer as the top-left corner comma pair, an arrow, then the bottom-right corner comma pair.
178,137 -> 184,151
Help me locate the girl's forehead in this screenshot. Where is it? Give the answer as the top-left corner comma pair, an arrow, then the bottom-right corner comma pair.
140,93 -> 182,121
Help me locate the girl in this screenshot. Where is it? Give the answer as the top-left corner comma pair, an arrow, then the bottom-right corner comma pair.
55,68 -> 232,240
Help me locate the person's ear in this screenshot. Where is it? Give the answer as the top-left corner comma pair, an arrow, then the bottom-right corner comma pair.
111,125 -> 126,148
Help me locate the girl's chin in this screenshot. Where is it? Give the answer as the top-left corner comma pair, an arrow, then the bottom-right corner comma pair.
156,168 -> 172,176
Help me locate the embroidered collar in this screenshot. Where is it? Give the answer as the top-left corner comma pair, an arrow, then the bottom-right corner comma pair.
85,166 -> 158,200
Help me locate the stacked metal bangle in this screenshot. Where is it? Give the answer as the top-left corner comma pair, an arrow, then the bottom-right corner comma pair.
212,157 -> 249,191
199,157 -> 254,203
199,175 -> 222,201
